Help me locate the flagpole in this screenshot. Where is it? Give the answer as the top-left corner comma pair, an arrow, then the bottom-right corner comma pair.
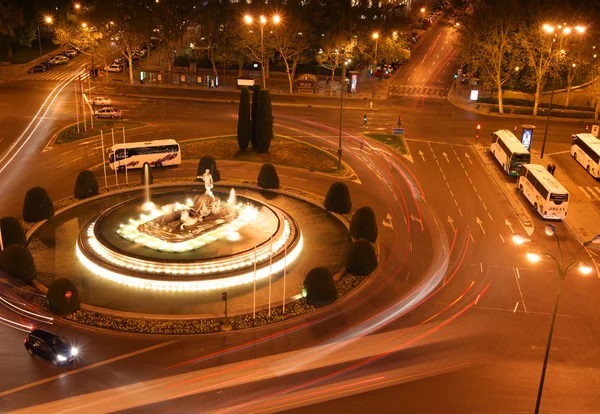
100,130 -> 108,188
268,236 -> 272,318
123,126 -> 128,184
283,243 -> 287,314
253,246 -> 257,320
111,129 -> 118,185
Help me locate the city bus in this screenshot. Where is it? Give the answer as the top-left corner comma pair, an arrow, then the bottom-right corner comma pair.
108,139 -> 181,171
518,164 -> 569,220
490,130 -> 531,176
571,133 -> 600,178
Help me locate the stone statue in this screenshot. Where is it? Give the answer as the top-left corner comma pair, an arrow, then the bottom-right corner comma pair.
201,169 -> 214,197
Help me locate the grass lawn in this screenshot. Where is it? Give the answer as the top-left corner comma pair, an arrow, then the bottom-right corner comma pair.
0,38 -> 56,64
365,133 -> 407,154
55,121 -> 147,144
181,136 -> 341,173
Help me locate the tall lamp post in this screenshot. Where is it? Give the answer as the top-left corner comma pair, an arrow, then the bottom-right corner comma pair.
338,53 -> 351,169
244,14 -> 280,89
372,32 -> 379,70
512,226 -> 600,414
37,16 -> 54,63
540,23 -> 585,159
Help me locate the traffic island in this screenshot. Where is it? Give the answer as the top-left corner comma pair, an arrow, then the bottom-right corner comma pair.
364,133 -> 407,154
53,120 -> 148,145
25,183 -> 368,334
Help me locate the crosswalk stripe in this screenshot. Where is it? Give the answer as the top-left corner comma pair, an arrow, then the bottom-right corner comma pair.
579,186 -> 592,199
588,186 -> 600,201
593,187 -> 600,199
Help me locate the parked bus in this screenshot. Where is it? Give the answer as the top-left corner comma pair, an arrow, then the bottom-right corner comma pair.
571,133 -> 600,178
518,164 -> 569,220
108,139 -> 181,171
490,130 -> 531,176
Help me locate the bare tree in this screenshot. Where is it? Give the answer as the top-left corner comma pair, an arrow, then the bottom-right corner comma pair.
587,76 -> 600,120
270,22 -> 310,94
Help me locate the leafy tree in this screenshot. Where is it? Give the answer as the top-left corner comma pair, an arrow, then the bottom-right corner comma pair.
587,78 -> 600,120
251,84 -> 261,149
270,20 -> 310,94
0,245 -> 36,283
303,267 -> 337,307
255,90 -> 274,152
316,35 -> 357,97
153,0 -> 195,72
345,240 -> 378,276
460,0 -> 520,114
23,187 -> 54,223
74,170 -> 99,200
0,1 -> 25,59
0,217 -> 26,247
197,156 -> 221,182
324,182 -> 352,214
237,87 -> 251,150
257,163 -> 280,189
141,162 -> 154,185
47,278 -> 80,315
350,207 -> 378,242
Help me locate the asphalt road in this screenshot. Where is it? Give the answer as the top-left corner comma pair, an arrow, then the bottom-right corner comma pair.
0,17 -> 600,413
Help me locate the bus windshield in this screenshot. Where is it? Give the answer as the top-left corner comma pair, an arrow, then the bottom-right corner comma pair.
511,153 -> 530,164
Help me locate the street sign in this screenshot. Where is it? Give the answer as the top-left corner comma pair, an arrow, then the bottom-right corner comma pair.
592,125 -> 599,137
393,128 -> 405,135
457,68 -> 462,75
64,291 -> 72,299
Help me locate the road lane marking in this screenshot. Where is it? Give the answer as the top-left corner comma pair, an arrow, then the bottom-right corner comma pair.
393,193 -> 398,201
514,268 -> 528,313
292,177 -> 308,182
513,302 -> 519,313
480,263 -> 483,273
470,234 -> 475,243
587,186 -> 600,200
499,234 -> 505,243
55,162 -> 69,169
61,150 -> 73,155
0,340 -> 179,398
458,208 -> 463,216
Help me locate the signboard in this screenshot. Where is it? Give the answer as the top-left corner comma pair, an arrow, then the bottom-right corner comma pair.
470,90 -> 479,101
592,125 -> 599,138
64,291 -> 72,299
393,128 -> 405,135
351,73 -> 358,93
521,128 -> 534,151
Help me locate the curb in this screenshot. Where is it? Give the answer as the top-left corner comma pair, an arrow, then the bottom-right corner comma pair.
44,122 -> 151,151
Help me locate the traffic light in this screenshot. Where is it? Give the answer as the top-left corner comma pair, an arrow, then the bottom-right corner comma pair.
221,292 -> 227,301
586,125 -> 590,132
363,114 -> 367,127
454,73 -> 458,79
476,124 -> 481,138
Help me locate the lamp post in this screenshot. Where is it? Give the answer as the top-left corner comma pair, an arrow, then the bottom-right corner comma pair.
37,16 -> 53,63
338,53 -> 350,169
512,226 -> 600,414
372,32 -> 379,70
244,14 -> 280,89
540,24 -> 585,159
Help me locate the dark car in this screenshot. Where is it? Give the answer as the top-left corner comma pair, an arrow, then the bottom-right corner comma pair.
24,329 -> 78,366
28,64 -> 47,73
41,59 -> 54,69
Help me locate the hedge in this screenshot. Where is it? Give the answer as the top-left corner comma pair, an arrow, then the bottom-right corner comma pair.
0,216 -> 26,247
350,206 -> 378,242
345,239 -> 378,276
257,163 -> 280,189
255,89 -> 274,152
324,182 -> 352,214
251,84 -> 261,149
47,278 -> 80,315
0,245 -> 36,283
303,267 -> 337,307
237,86 -> 251,151
22,186 -> 54,223
74,170 -> 99,200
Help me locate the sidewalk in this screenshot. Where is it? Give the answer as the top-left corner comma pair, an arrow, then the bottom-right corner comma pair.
529,149 -> 600,244
0,47 -> 62,83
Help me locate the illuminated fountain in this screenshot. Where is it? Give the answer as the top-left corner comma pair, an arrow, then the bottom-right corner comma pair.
76,170 -> 302,292
141,163 -> 155,212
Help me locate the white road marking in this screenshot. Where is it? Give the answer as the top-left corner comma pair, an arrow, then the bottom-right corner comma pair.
480,263 -> 483,273
292,177 -> 308,182
514,268 -> 528,313
487,212 -> 493,221
499,234 -> 505,243
458,208 -> 463,216
470,234 -> 475,243
0,340 -> 179,398
513,302 -> 519,313
393,193 -> 398,201
587,186 -> 600,201
61,150 -> 73,155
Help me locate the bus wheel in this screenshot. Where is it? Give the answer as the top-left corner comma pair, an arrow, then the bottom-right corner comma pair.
155,162 -> 163,168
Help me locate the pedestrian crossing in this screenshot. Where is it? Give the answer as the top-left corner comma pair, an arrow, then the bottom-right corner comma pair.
17,69 -> 89,82
389,85 -> 449,98
578,186 -> 600,201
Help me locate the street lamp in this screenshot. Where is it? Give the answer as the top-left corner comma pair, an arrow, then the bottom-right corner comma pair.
512,225 -> 600,414
37,16 -> 54,63
337,49 -> 350,170
540,23 -> 585,159
372,32 -> 379,70
244,14 -> 281,88
420,7 -> 426,13
74,3 -> 81,10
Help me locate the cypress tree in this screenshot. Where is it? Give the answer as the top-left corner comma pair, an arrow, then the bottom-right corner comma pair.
250,84 -> 261,148
22,187 -> 54,223
74,170 -> 99,200
0,217 -> 26,247
255,89 -> 273,153
237,87 -> 251,151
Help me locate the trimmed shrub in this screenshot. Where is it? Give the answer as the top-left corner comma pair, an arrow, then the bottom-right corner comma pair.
255,89 -> 274,152
0,245 -> 36,283
237,86 -> 251,151
22,186 -> 54,223
350,206 -> 378,242
141,162 -> 154,185
257,163 -> 280,189
303,267 -> 337,307
0,216 -> 26,247
251,84 -> 261,149
324,182 -> 352,214
345,240 -> 378,276
196,156 -> 221,182
74,170 -> 99,200
47,278 -> 80,315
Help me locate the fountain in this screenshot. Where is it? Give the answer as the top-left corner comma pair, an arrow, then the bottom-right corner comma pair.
76,170 -> 303,292
141,163 -> 155,212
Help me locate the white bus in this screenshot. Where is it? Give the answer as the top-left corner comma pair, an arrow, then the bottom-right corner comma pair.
108,139 -> 181,171
490,130 -> 531,176
571,133 -> 600,178
518,164 -> 569,220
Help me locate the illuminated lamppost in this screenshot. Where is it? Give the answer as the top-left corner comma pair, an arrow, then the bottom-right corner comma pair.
512,226 -> 600,414
338,52 -> 351,169
37,16 -> 53,63
540,23 -> 585,159
244,14 -> 281,89
372,32 -> 379,70
74,3 -> 81,10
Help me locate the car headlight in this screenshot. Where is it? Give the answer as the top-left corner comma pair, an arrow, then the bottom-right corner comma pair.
57,355 -> 67,362
71,347 -> 79,356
